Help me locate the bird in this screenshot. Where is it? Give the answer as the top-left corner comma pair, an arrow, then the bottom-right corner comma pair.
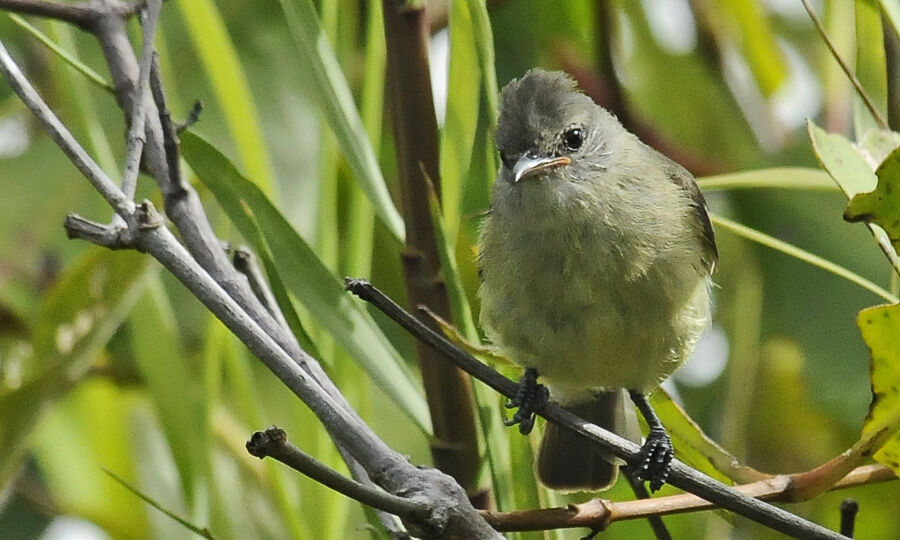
478,69 -> 717,492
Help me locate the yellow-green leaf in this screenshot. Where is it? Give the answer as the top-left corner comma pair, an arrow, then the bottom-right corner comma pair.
858,303 -> 900,475
845,146 -> 900,251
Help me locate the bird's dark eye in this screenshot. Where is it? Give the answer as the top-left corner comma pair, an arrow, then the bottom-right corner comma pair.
562,127 -> 584,151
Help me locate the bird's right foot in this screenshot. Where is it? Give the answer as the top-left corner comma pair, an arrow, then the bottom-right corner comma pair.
504,368 -> 549,435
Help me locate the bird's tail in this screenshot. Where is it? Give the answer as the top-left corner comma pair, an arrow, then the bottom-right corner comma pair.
536,390 -> 639,492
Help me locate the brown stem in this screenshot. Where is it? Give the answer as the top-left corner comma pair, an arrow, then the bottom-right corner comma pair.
381,0 -> 482,502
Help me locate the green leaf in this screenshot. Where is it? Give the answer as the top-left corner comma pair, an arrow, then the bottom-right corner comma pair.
720,0 -> 787,96
9,14 -> 113,94
857,303 -> 900,476
651,390 -> 759,485
845,146 -> 900,251
697,167 -> 837,192
711,214 -> 897,303
275,0 -> 405,241
180,130 -> 431,433
807,119 -> 877,198
129,280 -> 208,506
174,0 -> 275,195
440,1 -> 481,244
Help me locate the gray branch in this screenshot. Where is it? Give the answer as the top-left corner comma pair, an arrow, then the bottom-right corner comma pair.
120,0 -> 160,201
246,426 -> 426,523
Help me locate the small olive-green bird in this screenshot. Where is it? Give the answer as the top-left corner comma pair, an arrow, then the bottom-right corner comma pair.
478,69 -> 717,492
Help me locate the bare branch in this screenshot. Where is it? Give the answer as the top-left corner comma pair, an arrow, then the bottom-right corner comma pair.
121,0 -> 161,201
0,0 -> 146,29
0,0 -> 98,29
64,214 -> 134,249
247,426 -> 429,522
479,464 -> 894,532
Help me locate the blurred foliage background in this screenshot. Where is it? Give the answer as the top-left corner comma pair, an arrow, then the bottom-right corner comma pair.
0,0 -> 898,538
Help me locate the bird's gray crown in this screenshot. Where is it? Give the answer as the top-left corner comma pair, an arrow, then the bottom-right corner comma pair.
495,69 -> 599,156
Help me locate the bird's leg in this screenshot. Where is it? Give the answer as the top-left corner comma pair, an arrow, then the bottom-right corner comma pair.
504,368 -> 549,435
627,390 -> 674,492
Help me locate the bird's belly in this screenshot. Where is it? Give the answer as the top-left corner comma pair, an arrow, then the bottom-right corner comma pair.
480,240 -> 709,402
493,290 -> 676,397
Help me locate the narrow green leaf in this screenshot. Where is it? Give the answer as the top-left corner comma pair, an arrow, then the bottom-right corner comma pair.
174,0 -> 275,195
440,1 -> 482,243
104,468 -> 216,539
275,0 -> 405,241
854,0 -> 888,136
711,213 -> 897,303
697,167 -> 836,192
181,131 -> 431,433
130,280 -> 208,506
342,0 -> 384,280
467,0 -> 499,122
9,14 -> 113,94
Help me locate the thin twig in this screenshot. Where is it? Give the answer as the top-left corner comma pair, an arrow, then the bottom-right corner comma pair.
121,0 -> 161,201
839,499 -> 858,538
233,247 -> 291,333
0,37 -> 131,216
247,426 -> 429,521
149,52 -> 187,197
479,464 -> 894,532
800,0 -> 888,130
176,99 -> 204,132
345,278 -> 850,540
64,214 -> 134,249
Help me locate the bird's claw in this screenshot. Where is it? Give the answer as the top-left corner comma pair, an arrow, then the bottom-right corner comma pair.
631,427 -> 674,492
504,368 -> 548,435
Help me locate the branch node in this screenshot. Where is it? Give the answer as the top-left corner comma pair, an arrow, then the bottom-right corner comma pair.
136,199 -> 164,229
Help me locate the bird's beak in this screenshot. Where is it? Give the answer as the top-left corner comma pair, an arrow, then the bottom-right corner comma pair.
512,154 -> 572,182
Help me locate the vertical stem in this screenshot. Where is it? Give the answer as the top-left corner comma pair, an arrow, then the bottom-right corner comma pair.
381,0 -> 482,501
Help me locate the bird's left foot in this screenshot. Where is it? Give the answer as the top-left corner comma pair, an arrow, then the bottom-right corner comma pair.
504,368 -> 549,435
632,426 -> 674,492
